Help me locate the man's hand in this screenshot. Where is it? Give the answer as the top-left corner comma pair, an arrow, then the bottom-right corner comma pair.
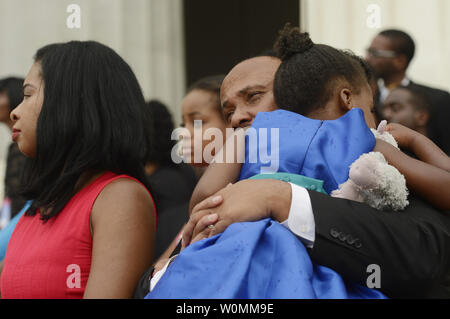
181,179 -> 291,249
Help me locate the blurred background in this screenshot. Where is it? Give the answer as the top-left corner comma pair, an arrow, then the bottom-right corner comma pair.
0,0 -> 449,200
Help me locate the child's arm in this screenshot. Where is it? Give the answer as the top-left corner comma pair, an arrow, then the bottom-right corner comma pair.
189,128 -> 246,214
374,139 -> 450,211
386,123 -> 450,172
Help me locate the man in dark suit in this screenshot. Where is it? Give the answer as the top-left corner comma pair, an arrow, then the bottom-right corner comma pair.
382,85 -> 430,137
365,29 -> 450,155
184,55 -> 450,299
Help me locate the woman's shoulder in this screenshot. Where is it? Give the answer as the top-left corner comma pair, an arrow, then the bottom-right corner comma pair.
99,176 -> 152,200
80,171 -> 150,198
90,174 -> 156,228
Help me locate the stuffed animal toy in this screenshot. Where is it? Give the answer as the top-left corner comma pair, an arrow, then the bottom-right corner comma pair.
331,121 -> 409,211
371,120 -> 399,149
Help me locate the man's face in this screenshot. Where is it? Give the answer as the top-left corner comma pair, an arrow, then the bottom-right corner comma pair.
365,35 -> 398,79
221,56 -> 281,129
382,88 -> 421,129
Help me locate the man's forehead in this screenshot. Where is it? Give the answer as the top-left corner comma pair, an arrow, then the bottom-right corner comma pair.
223,56 -> 280,90
386,89 -> 410,104
371,34 -> 393,50
390,87 -> 411,99
231,56 -> 279,76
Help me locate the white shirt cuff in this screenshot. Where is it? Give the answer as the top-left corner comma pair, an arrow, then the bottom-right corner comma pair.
281,183 -> 316,248
150,255 -> 177,292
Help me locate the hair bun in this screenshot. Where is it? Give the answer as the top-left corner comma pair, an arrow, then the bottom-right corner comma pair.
274,23 -> 314,61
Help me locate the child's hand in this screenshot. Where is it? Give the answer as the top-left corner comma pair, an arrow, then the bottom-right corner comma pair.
152,256 -> 178,277
385,123 -> 419,151
153,258 -> 170,277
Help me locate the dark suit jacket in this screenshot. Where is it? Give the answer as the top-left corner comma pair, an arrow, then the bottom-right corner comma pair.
135,191 -> 450,299
408,81 -> 450,156
308,190 -> 450,298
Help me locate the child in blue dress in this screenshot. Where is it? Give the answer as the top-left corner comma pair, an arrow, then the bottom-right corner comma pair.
191,26 -> 450,213
147,26 -> 449,299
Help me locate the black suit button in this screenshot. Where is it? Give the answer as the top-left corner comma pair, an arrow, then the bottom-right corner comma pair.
354,239 -> 362,248
346,236 -> 355,245
338,233 -> 347,241
330,228 -> 339,238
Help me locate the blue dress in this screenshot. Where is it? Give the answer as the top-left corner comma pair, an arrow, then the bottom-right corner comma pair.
146,109 -> 386,299
0,201 -> 31,261
239,108 -> 375,194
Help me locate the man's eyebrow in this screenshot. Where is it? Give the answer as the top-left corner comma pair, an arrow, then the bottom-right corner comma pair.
187,111 -> 201,117
238,85 -> 266,95
221,84 -> 267,109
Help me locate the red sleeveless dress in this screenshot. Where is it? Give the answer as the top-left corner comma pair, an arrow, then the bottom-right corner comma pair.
0,171 -> 156,299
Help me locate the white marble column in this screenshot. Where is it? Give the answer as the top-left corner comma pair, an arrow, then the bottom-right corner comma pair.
300,0 -> 450,92
0,0 -> 186,200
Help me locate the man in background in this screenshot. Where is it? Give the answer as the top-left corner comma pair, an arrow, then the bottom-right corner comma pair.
366,29 -> 450,155
185,54 -> 450,299
382,85 -> 430,138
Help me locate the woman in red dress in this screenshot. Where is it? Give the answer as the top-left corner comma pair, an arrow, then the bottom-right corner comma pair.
0,41 -> 156,298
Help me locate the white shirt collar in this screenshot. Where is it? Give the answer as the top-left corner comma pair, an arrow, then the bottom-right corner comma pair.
378,76 -> 410,103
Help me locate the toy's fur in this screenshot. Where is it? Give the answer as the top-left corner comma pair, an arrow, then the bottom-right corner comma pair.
331,121 -> 409,211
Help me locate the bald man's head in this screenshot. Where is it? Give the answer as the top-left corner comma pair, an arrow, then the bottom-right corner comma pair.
221,56 -> 281,128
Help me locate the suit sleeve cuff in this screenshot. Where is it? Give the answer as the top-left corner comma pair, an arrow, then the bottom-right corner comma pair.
280,183 -> 316,248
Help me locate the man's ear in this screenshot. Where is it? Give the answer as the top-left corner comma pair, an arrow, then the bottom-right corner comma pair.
393,55 -> 408,72
339,88 -> 353,111
415,110 -> 429,127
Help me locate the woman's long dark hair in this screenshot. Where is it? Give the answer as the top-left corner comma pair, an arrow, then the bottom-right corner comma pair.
21,41 -> 154,221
